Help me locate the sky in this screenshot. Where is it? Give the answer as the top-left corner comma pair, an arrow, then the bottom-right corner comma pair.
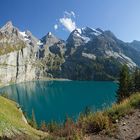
0,0 -> 140,42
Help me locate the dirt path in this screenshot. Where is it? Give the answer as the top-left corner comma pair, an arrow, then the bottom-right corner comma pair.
116,109 -> 140,140
85,108 -> 140,140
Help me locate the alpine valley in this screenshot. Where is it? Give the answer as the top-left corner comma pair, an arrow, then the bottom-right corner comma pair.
0,21 -> 140,85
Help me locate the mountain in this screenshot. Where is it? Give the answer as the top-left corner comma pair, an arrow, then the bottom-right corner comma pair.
40,32 -> 66,57
0,21 -> 39,85
62,27 -> 139,80
129,40 -> 140,52
0,21 -> 140,84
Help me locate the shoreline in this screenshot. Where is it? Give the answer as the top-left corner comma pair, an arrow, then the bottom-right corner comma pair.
0,78 -> 118,89
0,78 -> 71,88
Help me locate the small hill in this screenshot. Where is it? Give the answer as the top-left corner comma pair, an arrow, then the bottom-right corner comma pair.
0,96 -> 48,140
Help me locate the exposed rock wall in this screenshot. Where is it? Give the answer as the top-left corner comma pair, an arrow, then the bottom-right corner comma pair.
0,47 -> 36,86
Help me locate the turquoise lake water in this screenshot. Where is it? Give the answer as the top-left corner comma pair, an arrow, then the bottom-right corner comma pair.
0,81 -> 117,124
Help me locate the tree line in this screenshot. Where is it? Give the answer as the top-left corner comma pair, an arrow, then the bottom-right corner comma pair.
117,65 -> 140,102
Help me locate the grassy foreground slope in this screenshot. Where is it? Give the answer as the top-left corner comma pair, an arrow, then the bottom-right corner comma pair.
82,93 -> 140,140
0,96 -> 48,140
80,93 -> 140,132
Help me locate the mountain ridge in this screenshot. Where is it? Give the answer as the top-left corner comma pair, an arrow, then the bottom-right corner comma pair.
0,21 -> 140,84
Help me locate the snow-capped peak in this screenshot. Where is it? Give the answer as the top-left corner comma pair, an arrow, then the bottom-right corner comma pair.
81,27 -> 102,36
48,32 -> 52,36
76,28 -> 82,34
72,27 -> 102,43
74,27 -> 102,38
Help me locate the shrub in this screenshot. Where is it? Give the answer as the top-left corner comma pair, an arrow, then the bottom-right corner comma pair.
78,112 -> 110,134
40,121 -> 48,132
129,92 -> 140,107
47,121 -> 60,133
106,100 -> 132,121
106,93 -> 140,121
62,117 -> 75,137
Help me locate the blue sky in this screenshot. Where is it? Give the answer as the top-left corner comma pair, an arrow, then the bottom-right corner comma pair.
0,0 -> 140,42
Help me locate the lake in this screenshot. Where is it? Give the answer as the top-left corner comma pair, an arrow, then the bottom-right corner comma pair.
0,81 -> 117,124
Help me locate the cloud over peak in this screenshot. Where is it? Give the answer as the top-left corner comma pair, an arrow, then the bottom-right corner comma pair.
59,17 -> 76,32
54,11 -> 77,32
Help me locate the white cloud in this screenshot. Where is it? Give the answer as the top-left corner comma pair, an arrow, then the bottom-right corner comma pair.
71,11 -> 76,18
54,24 -> 58,30
59,11 -> 77,32
54,11 -> 77,32
64,11 -> 75,18
59,17 -> 76,32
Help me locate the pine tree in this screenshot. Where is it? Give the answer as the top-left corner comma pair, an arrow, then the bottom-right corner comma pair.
117,64 -> 130,102
134,67 -> 140,92
128,75 -> 134,94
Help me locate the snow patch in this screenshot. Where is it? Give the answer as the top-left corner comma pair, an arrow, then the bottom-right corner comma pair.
19,31 -> 29,41
37,40 -> 43,46
76,28 -> 82,34
82,27 -> 102,36
48,32 -> 52,36
76,33 -> 81,37
74,29 -> 91,43
76,33 -> 90,43
74,27 -> 102,43
19,31 -> 27,37
91,28 -> 102,36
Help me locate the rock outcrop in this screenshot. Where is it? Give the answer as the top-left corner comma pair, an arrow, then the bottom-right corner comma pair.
0,21 -> 38,85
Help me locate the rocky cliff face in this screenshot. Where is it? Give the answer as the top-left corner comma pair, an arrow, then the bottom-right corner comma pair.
0,21 -> 140,84
0,47 -> 36,85
0,21 -> 38,85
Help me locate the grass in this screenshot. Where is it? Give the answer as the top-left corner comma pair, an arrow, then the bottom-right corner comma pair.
0,96 -> 48,139
0,42 -> 26,56
106,93 -> 140,121
78,111 -> 112,134
77,92 -> 140,135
